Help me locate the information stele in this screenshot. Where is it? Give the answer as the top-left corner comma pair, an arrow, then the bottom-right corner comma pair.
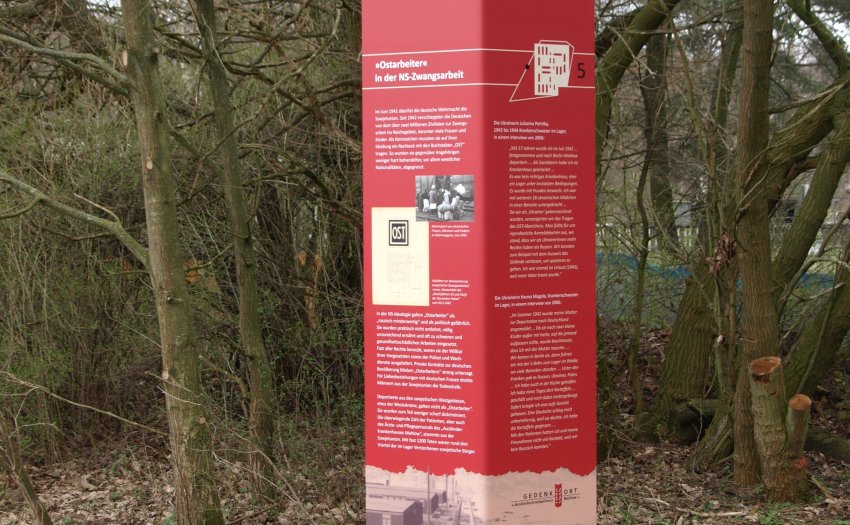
363,2 -> 596,524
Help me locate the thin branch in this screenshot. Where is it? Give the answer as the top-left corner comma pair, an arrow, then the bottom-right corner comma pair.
0,169 -> 149,267
0,371 -> 166,437
0,28 -> 127,85
0,25 -> 127,95
0,198 -> 39,220
74,193 -> 122,224
183,241 -> 234,272
199,357 -> 249,401
0,25 -> 226,181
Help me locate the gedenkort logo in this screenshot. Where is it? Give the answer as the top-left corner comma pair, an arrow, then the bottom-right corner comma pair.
511,483 -> 579,508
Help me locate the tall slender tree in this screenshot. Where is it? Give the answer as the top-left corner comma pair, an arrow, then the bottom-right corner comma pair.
188,0 -> 277,499
120,0 -> 226,522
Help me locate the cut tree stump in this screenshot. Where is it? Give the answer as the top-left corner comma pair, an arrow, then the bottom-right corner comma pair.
748,357 -> 810,502
787,394 -> 812,459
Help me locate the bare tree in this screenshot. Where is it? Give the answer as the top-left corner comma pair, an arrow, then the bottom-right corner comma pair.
120,0 -> 225,521
187,0 -> 277,500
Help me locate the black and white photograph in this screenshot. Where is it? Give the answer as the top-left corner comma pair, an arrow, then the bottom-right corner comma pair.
415,175 -> 475,222
366,467 -> 469,525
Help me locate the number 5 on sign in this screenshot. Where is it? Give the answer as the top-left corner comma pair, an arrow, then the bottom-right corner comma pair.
571,56 -> 595,86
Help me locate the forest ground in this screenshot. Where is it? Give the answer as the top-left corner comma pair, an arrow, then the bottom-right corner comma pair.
1,327 -> 848,525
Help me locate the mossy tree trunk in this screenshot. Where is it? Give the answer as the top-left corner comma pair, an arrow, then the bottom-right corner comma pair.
778,87 -> 850,397
595,0 -> 686,447
652,263 -> 716,438
625,31 -> 674,416
189,0 -> 278,500
662,10 -> 843,465
641,31 -> 677,247
120,0 -> 225,523
772,89 -> 850,310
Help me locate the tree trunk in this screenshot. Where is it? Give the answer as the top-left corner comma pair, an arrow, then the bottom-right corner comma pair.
189,0 -> 278,500
780,91 -> 850,397
665,74 -> 843,462
706,6 -> 743,410
733,193 -> 776,486
786,394 -> 811,461
731,0 -> 775,486
120,1 -> 225,523
652,264 -> 715,438
629,30 -> 673,419
760,7 -> 850,406
641,32 -> 677,246
707,2 -> 742,179
651,7 -> 742,438
0,415 -> 53,525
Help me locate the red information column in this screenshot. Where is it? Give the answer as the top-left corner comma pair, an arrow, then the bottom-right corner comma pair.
363,2 -> 596,524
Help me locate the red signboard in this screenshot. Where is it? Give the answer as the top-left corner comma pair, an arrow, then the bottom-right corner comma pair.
363,2 -> 596,523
